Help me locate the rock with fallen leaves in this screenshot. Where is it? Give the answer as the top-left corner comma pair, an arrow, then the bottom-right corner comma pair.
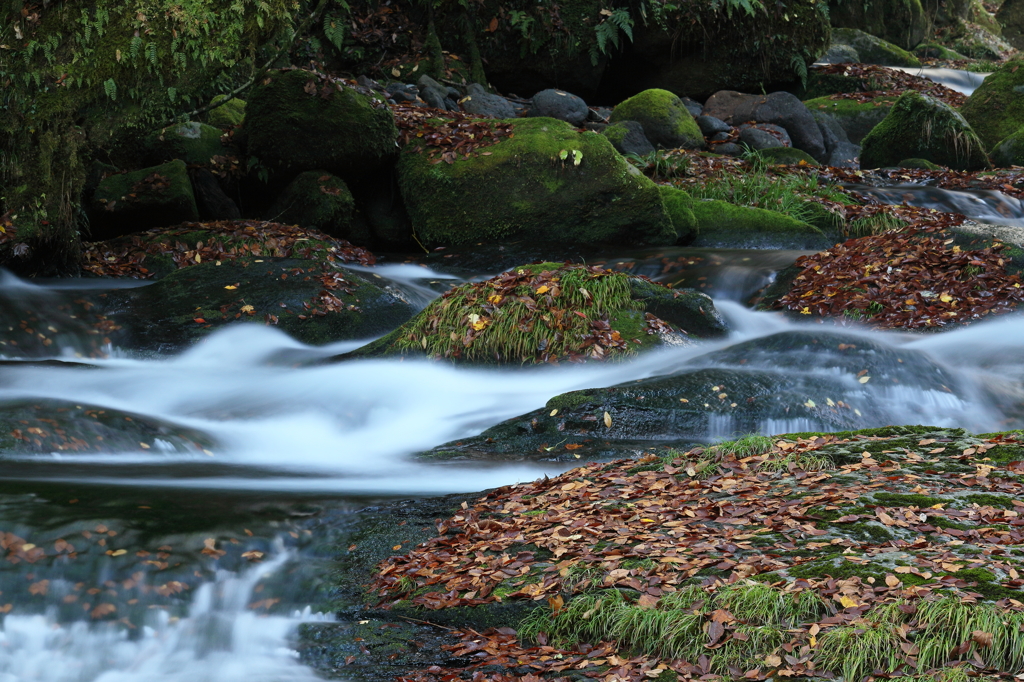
305,426 -> 1024,682
338,263 -> 723,365
266,171 -> 363,242
396,118 -> 676,248
419,329 -> 967,461
88,160 -> 199,240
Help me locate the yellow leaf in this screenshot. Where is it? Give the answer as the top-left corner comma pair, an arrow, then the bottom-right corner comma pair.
550,409 -> 558,416
800,307 -> 811,315
603,411 -> 612,428
536,285 -> 550,295
764,655 -> 782,667
839,595 -> 859,608
487,294 -> 503,304
858,376 -> 871,384
472,320 -> 488,331
391,67 -> 401,77
110,549 -> 128,557
804,399 -> 816,408
939,293 -> 954,303
224,285 -> 237,290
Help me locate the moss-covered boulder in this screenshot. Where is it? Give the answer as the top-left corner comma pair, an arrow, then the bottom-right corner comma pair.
829,27 -> 922,66
899,157 -> 942,169
207,95 -> 246,127
0,399 -> 215,455
827,0 -> 928,50
420,329 -> 963,461
658,186 -> 697,243
961,59 -> 1024,150
999,0 -> 1024,50
245,69 -> 399,182
143,122 -> 231,166
396,118 -> 676,248
267,171 -> 361,241
689,200 -> 834,250
339,263 -> 725,365
88,160 -> 199,239
802,95 -> 896,144
757,147 -> 821,165
608,89 -> 704,150
913,42 -> 968,60
992,127 -> 1024,167
105,258 -> 416,354
860,90 -> 989,170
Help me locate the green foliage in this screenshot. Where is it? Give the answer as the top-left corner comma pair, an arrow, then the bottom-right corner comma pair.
846,212 -> 909,238
591,8 -> 634,66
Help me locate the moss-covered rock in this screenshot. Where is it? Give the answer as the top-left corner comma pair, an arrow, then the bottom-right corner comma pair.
828,27 -> 922,65
608,89 -> 704,150
991,127 -> 1024,167
756,147 -> 821,165
601,120 -> 655,157
999,0 -> 1024,50
339,262 -> 724,365
245,69 -> 399,182
396,118 -> 675,248
267,171 -> 361,241
802,95 -> 896,144
827,0 -> 928,50
689,199 -> 834,250
105,258 -> 416,354
658,186 -> 697,243
860,90 -> 989,170
961,58 -> 1024,150
88,160 -> 199,239
207,95 -> 246,127
913,42 -> 969,60
899,157 -> 942,169
143,122 -> 231,166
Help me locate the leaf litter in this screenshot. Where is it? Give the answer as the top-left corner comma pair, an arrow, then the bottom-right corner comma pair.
372,429 -> 1024,681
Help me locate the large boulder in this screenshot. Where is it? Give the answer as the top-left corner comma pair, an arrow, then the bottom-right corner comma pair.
803,95 -> 897,145
609,89 -> 704,150
825,27 -> 922,66
88,160 -> 199,239
460,84 -> 517,118
860,90 -> 989,170
703,91 -> 827,162
245,69 -> 399,182
340,262 -> 725,364
207,95 -> 246,127
396,118 -> 676,248
960,59 -> 1024,151
601,120 -> 655,156
420,329 -> 965,460
267,171 -> 362,242
998,0 -> 1024,50
143,122 -> 232,166
688,200 -> 836,250
991,127 -> 1024,167
827,0 -> 929,50
528,89 -> 590,126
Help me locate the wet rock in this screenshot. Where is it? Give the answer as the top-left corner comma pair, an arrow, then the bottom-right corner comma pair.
420,330 -> 964,461
191,168 -> 241,220
267,170 -> 361,241
860,90 -> 989,171
689,200 -> 834,250
88,160 -> 199,239
417,74 -> 452,110
808,109 -> 862,168
104,258 -> 416,354
528,89 -> 589,126
609,89 -> 704,150
601,120 -> 655,157
818,43 -> 861,63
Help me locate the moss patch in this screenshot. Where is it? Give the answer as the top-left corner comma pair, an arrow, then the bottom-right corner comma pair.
89,160 -> 199,239
689,199 -> 830,250
609,89 -> 703,150
961,58 -> 1024,150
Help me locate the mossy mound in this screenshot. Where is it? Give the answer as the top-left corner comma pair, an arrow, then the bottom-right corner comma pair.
914,42 -> 969,60
267,171 -> 360,241
88,160 -> 199,240
689,199 -> 833,250
899,157 -> 943,169
860,90 -> 989,171
803,95 -> 897,144
961,59 -> 1024,150
207,95 -> 246,127
658,186 -> 697,243
340,263 -> 724,365
756,147 -> 821,166
827,27 -> 923,66
608,89 -> 704,150
245,69 -> 399,182
828,1 -> 928,51
143,122 -> 231,166
992,128 -> 1024,168
999,0 -> 1024,51
366,426 -> 1024,680
0,399 -> 215,455
420,329 -> 962,461
104,258 -> 416,354
396,118 -> 676,248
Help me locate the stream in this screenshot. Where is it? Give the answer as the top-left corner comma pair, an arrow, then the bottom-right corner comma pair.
2,64 -> 1024,681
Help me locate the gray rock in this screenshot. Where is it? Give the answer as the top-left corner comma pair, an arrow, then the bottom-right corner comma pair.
602,120 -> 655,156
528,89 -> 590,126
715,142 -> 745,156
681,96 -> 704,117
703,90 -> 827,163
466,83 -> 489,96
809,109 -> 860,168
709,132 -> 731,142
739,126 -> 785,150
417,74 -> 449,110
357,75 -> 383,91
818,43 -> 860,64
696,115 -> 731,136
462,91 -> 517,118
191,168 -> 240,220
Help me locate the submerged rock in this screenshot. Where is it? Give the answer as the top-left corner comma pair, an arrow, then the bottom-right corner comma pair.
340,263 -> 725,364
420,330 -> 964,461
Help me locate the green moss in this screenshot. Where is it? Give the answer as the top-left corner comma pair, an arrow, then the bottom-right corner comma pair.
547,392 -> 598,411
978,444 -> 1024,463
802,96 -> 896,144
829,27 -> 922,65
608,90 -> 703,150
961,59 -> 1024,150
602,121 -> 631,146
396,118 -> 675,248
268,171 -> 359,241
955,568 -> 1020,600
208,95 -> 246,127
964,494 -> 1019,509
245,69 -> 399,181
89,160 -> 199,238
688,199 -> 830,250
657,185 -> 697,243
898,157 -> 941,169
828,4 -> 927,52
756,147 -> 820,166
860,90 -> 989,171
144,122 -> 230,166
871,492 -> 947,507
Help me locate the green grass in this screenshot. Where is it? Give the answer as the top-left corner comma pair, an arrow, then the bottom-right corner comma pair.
846,212 -> 908,238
